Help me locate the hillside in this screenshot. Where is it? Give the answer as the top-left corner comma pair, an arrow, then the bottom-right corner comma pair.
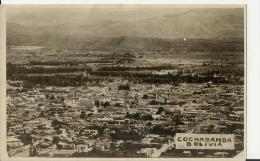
6,7 -> 244,51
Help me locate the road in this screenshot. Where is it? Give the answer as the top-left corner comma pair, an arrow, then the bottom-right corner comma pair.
150,139 -> 175,157
150,117 -> 208,157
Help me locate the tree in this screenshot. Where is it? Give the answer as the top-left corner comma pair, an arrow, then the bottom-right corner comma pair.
141,114 -> 153,121
80,111 -> 86,119
143,94 -> 149,99
150,125 -> 175,136
150,100 -> 159,105
156,107 -> 164,115
18,134 -> 33,145
102,101 -> 110,107
110,130 -> 144,141
52,136 -> 60,144
118,84 -> 130,90
23,81 -> 34,89
207,124 -> 215,133
95,100 -> 100,108
50,94 -> 55,100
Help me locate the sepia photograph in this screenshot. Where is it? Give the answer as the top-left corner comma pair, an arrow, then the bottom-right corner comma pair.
2,4 -> 245,159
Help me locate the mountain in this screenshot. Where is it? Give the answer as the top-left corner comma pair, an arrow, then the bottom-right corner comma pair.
6,8 -> 244,50
90,36 -> 244,52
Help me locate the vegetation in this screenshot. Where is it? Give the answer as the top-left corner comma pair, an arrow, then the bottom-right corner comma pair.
110,129 -> 144,141
125,113 -> 153,121
118,84 -> 131,90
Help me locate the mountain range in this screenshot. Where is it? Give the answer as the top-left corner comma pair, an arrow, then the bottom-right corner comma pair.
6,7 -> 244,51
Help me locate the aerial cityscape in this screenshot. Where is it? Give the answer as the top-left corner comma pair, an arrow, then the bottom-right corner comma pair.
6,6 -> 244,158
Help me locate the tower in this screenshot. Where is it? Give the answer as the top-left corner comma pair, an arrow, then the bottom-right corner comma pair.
73,91 -> 78,102
82,67 -> 89,78
135,94 -> 139,105
155,92 -> 158,102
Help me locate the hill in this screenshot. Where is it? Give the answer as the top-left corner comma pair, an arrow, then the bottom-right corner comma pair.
6,8 -> 244,51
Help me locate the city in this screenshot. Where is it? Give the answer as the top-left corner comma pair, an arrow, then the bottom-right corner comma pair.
6,47 -> 244,158
5,6 -> 244,158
